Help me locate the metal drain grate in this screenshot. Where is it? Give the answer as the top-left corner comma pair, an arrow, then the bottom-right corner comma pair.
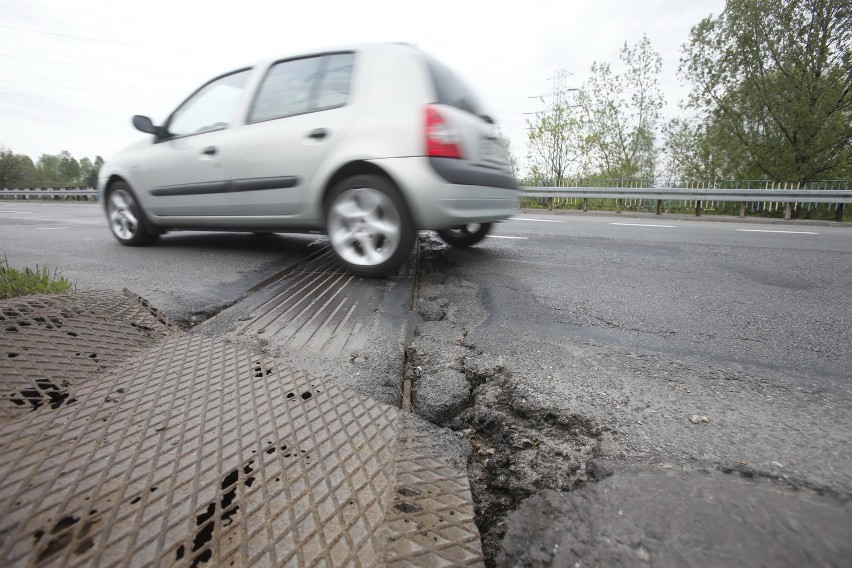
0,290 -> 180,421
1,287 -> 484,566
0,335 -> 399,566
0,334 -> 483,566
387,414 -> 485,566
237,246 -> 385,356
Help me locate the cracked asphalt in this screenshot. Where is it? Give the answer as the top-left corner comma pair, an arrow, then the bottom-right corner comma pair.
409,214 -> 851,566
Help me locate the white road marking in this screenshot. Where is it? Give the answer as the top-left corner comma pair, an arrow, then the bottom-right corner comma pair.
12,217 -> 101,225
736,229 -> 818,235
610,222 -> 676,228
487,235 -> 528,240
36,227 -> 68,230
0,210 -> 32,213
509,217 -> 562,222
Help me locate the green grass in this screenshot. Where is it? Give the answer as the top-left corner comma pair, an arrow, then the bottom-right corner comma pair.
0,256 -> 74,299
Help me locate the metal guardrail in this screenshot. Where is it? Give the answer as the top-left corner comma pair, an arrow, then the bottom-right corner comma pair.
519,185 -> 851,220
520,186 -> 852,203
2,184 -> 849,219
0,187 -> 97,200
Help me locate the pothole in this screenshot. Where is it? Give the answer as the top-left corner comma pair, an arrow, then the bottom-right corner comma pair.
461,372 -> 612,566
407,238 -> 614,566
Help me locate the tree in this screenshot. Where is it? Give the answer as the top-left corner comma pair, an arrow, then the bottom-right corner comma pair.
661,117 -> 758,180
578,35 -> 664,180
15,155 -> 39,186
0,146 -> 23,188
526,99 -> 583,186
79,156 -> 104,188
58,150 -> 81,185
679,0 -> 851,182
36,154 -> 61,186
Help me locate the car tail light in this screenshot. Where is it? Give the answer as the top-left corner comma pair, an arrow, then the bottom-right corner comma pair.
425,105 -> 463,158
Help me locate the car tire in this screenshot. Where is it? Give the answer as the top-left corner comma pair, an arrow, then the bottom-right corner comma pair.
326,174 -> 416,277
106,182 -> 159,246
437,223 -> 492,248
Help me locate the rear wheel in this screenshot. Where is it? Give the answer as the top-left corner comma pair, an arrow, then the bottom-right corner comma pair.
437,223 -> 492,248
326,174 -> 415,277
106,182 -> 158,246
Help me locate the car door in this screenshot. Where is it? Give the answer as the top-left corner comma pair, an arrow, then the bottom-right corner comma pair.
140,69 -> 253,217
224,52 -> 357,217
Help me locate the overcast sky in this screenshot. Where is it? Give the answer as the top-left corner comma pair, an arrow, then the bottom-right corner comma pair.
1,0 -> 725,171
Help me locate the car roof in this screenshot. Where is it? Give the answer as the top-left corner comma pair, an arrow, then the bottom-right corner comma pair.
248,42 -> 418,69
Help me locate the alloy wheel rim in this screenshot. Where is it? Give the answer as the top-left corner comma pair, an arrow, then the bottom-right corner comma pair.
108,189 -> 139,240
328,187 -> 401,266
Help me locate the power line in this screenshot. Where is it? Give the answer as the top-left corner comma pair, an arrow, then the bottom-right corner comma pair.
0,0 -> 185,31
0,9 -> 181,42
0,90 -> 152,112
0,89 -> 166,108
0,78 -> 176,98
0,70 -> 186,94
0,51 -> 191,78
0,24 -> 219,56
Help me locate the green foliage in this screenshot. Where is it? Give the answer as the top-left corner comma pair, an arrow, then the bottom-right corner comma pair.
36,154 -> 62,186
0,146 -> 23,187
527,35 -> 664,184
677,0 -> 851,182
58,150 -> 81,184
0,148 -> 103,188
0,256 -> 74,299
526,100 -> 583,185
579,35 -> 664,179
662,117 -> 760,179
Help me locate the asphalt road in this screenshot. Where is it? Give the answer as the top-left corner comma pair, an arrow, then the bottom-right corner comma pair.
486,213 -> 851,385
0,201 -> 329,326
410,211 -> 852,565
457,213 -> 851,488
4,200 -> 851,564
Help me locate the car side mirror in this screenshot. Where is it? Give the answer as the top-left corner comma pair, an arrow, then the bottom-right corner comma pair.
132,115 -> 165,138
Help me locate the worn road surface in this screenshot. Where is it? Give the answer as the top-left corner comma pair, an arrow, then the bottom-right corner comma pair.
3,201 -> 850,566
407,213 -> 851,566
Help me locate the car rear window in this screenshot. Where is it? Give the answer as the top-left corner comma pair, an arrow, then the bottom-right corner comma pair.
425,56 -> 484,117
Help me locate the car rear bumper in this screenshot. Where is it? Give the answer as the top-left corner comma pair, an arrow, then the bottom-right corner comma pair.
428,157 -> 518,190
371,157 -> 519,230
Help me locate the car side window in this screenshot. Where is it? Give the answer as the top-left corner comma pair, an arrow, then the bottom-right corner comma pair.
314,53 -> 354,109
249,57 -> 323,123
168,69 -> 251,137
249,52 -> 353,123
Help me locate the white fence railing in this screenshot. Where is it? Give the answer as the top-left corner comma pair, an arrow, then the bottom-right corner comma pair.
520,185 -> 852,220
1,187 -> 97,200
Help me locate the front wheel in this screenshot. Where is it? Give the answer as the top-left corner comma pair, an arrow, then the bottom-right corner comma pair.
326,174 -> 416,277
437,223 -> 492,248
106,182 -> 158,246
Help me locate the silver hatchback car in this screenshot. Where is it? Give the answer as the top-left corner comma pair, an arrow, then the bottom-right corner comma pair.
98,43 -> 519,276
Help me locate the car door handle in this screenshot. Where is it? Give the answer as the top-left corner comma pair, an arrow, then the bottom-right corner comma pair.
202,146 -> 218,156
307,128 -> 328,140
